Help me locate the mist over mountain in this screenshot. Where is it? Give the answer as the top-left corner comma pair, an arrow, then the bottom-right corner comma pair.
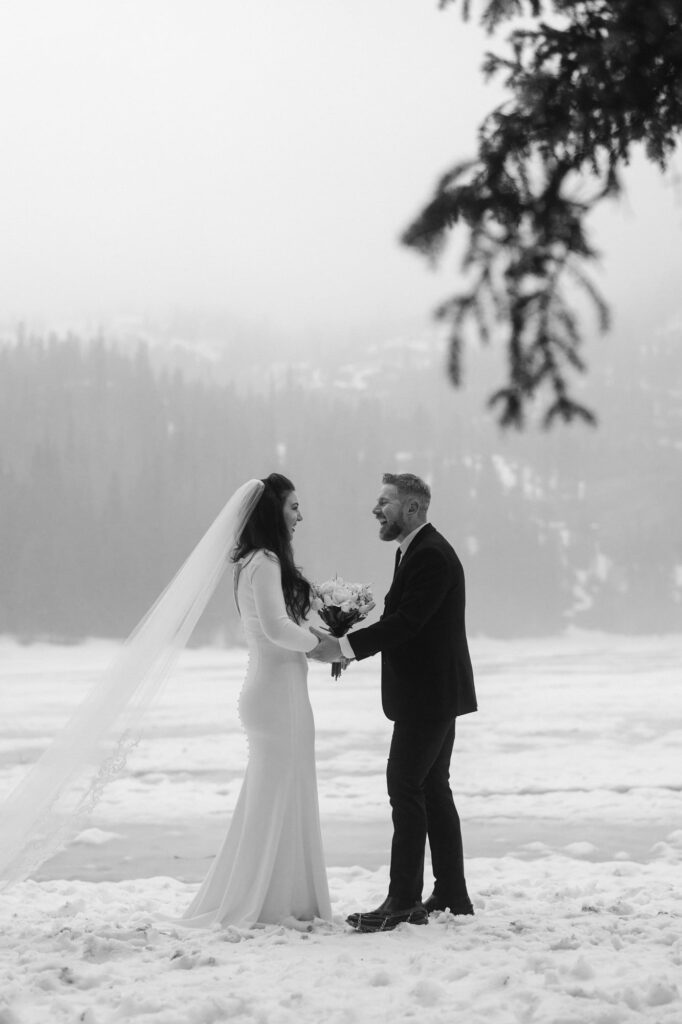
0,318 -> 679,643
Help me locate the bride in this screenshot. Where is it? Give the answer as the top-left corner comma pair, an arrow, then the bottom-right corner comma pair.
182,473 -> 331,928
0,473 -> 332,929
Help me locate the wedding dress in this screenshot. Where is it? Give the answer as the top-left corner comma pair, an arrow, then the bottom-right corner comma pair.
181,550 -> 332,928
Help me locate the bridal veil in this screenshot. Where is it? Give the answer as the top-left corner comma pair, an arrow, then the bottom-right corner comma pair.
0,478 -> 264,888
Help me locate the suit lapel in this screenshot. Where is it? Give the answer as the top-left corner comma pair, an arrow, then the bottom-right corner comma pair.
384,524 -> 435,611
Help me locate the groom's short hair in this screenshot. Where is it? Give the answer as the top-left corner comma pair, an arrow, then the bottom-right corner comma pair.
383,473 -> 431,512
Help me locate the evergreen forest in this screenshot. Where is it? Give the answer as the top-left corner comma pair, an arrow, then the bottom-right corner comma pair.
0,329 -> 679,644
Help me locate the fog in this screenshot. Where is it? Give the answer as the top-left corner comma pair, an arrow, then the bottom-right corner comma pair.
1,1 -> 681,645
1,0 -> 681,342
0,0 -> 486,334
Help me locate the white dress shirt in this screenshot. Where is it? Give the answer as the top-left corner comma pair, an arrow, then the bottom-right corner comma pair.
339,522 -> 428,659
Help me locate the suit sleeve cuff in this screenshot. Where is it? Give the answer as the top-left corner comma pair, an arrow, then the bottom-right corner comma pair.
339,634 -> 355,659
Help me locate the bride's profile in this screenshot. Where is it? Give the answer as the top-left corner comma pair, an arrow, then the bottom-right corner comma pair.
0,473 -> 331,929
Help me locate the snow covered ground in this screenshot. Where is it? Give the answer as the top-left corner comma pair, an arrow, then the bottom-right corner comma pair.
0,632 -> 680,1024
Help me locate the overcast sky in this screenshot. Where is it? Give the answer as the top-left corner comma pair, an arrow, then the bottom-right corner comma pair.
1,0 -> 680,346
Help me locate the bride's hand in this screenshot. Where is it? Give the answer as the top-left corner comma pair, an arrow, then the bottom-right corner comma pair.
308,627 -> 343,663
307,625 -> 325,656
306,625 -> 326,659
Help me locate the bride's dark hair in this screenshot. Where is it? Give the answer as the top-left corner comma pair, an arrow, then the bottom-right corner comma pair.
233,472 -> 312,623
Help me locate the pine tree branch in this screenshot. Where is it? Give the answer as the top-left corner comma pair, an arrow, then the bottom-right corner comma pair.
406,0 -> 682,427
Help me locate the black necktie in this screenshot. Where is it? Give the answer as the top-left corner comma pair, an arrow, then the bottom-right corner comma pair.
393,547 -> 402,577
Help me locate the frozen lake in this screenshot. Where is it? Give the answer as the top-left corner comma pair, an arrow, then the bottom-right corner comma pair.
1,631 -> 680,879
1,633 -> 680,1024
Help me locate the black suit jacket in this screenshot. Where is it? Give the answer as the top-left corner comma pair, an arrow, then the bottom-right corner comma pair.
347,524 -> 477,722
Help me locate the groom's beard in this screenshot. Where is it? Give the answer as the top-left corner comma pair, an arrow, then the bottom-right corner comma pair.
378,520 -> 402,541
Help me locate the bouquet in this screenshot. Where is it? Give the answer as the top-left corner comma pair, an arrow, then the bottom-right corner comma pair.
311,576 -> 375,680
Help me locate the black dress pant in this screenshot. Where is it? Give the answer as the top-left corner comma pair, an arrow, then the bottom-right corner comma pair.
386,716 -> 469,905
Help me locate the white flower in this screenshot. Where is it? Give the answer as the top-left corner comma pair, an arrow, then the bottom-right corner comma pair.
313,576 -> 374,613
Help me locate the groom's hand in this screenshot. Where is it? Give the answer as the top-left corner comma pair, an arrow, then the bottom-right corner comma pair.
308,627 -> 344,663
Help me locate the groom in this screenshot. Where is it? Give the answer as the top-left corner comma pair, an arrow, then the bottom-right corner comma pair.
310,473 -> 477,932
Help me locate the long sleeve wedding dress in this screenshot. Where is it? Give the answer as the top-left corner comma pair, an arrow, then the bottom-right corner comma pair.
181,550 -> 331,928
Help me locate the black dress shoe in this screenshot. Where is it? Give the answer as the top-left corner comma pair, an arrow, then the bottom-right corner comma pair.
346,895 -> 392,927
423,893 -> 474,916
346,896 -> 428,933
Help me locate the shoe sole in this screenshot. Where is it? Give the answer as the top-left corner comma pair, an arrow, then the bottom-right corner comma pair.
425,906 -> 474,916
